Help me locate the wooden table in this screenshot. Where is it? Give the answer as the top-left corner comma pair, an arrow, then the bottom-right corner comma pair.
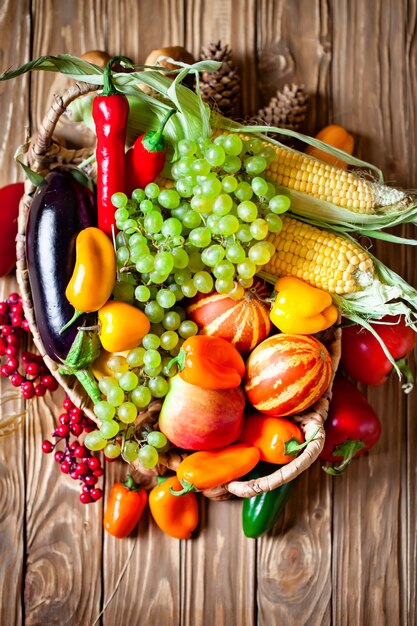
0,1 -> 416,624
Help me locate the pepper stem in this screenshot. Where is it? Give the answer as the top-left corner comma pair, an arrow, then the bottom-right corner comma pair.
142,109 -> 176,152
167,348 -> 186,373
284,426 -> 321,457
169,479 -> 198,496
322,439 -> 366,476
59,309 -> 84,334
102,56 -> 133,96
396,356 -> 415,393
122,474 -> 142,491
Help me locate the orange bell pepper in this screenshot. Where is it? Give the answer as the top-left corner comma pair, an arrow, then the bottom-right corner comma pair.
103,475 -> 147,538
239,412 -> 315,464
170,335 -> 245,389
174,443 -> 260,493
148,476 -> 199,539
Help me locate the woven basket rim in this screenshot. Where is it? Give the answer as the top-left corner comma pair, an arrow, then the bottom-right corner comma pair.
16,81 -> 342,498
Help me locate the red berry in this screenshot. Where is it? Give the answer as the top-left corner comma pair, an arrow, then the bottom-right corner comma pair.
83,423 -> 96,433
56,424 -> 70,438
10,373 -> 24,387
1,325 -> 12,337
35,383 -> 47,397
104,455 -> 117,463
62,396 -> 74,410
82,484 -> 91,494
0,302 -> 9,315
54,451 -> 65,463
59,412 -> 70,425
70,407 -> 84,420
80,492 -> 92,504
41,375 -> 59,391
6,357 -> 19,371
87,457 -> 101,471
5,345 -> 18,357
22,388 -> 35,399
21,319 -> 30,332
25,362 -> 42,376
84,474 -> 98,486
93,468 -> 104,477
1,365 -> 11,377
8,293 -> 20,304
70,424 -> 83,436
90,488 -> 103,501
60,461 -> 71,474
75,462 -> 88,476
42,440 -> 54,453
10,303 -> 23,315
74,445 -> 87,458
11,315 -> 22,327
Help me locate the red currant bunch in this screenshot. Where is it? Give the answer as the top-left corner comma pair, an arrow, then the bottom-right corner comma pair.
42,396 -> 104,504
0,292 -> 59,399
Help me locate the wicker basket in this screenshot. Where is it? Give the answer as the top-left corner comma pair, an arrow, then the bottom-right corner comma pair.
16,82 -> 342,499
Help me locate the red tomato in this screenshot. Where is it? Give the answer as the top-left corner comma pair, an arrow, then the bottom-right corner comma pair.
0,182 -> 25,276
320,376 -> 381,474
244,334 -> 332,416
341,315 -> 416,386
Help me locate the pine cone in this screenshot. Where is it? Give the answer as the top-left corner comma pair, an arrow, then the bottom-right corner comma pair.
199,41 -> 241,119
255,83 -> 309,136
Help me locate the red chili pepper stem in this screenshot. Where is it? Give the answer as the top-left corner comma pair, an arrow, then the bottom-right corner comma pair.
284,426 -> 320,457
396,356 -> 415,393
169,480 -> 199,497
142,108 -> 176,152
322,439 -> 366,476
102,56 -> 133,96
122,474 -> 142,492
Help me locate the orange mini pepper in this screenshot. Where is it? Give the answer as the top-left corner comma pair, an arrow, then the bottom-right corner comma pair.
305,124 -> 354,169
148,476 -> 199,539
103,475 -> 147,538
239,412 -> 315,465
174,443 -> 261,493
170,335 -> 245,389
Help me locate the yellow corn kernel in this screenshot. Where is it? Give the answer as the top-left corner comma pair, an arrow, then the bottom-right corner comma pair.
263,215 -> 374,294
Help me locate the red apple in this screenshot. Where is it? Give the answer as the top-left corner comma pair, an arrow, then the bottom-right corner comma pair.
158,374 -> 246,451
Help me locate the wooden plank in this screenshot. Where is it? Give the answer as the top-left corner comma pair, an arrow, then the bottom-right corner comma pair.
256,3 -> 333,624
0,1 -> 31,624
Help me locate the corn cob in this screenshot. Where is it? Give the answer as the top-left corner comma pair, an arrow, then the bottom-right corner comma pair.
262,215 -> 374,294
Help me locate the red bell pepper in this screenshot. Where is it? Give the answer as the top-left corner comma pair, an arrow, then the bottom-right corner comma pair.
0,182 -> 25,276
92,56 -> 132,237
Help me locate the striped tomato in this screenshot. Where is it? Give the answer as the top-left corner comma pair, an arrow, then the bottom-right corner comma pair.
244,334 -> 332,416
186,279 -> 271,354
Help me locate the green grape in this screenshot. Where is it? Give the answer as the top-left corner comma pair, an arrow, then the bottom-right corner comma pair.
123,440 -> 139,462
171,247 -> 189,270
149,270 -> 169,285
168,282 -> 184,301
204,144 -> 226,167
225,242 -> 246,263
115,232 -> 127,247
114,207 -> 129,222
142,333 -> 161,350
222,175 -> 238,193
154,251 -> 174,275
129,232 -> 146,246
131,385 -> 152,408
112,281 -> 135,303
174,268 -> 192,285
251,176 -> 269,197
158,189 -> 181,209
223,134 -> 244,156
156,288 -> 176,309
144,182 -> 160,198
137,444 -> 159,469
258,240 -> 276,256
172,305 -> 187,321
135,285 -> 151,303
111,192 -> 128,208
250,218 -> 269,240
161,217 -> 183,238
160,330 -> 179,351
99,419 -> 120,439
269,194 -> 291,214
246,138 -> 263,154
223,155 -> 242,174
143,349 -> 162,368
145,300 -> 165,324
117,402 -> 138,424
98,376 -> 116,394
213,260 -> 235,279
147,431 -> 168,449
116,246 -> 129,266
178,139 -> 198,155
201,176 -> 222,198
136,254 -> 155,273
177,156 -> 196,175
150,322 -> 165,336
132,188 -> 146,203
187,250 -> 207,272
227,282 -> 245,300
104,441 -> 121,459
148,376 -> 169,398
106,386 -> 125,407
143,363 -> 162,377
176,177 -> 194,198
178,320 -> 198,338
265,213 -> 283,233
248,242 -> 271,265
218,214 -> 240,235
181,279 -> 198,298
193,271 -> 214,293
206,214 -> 220,234
188,227 -> 213,248
238,276 -> 254,288
213,134 -> 226,146
118,370 -> 139,391
162,311 -> 181,330
192,158 -> 211,176
127,347 -> 146,367
107,355 -> 129,373
144,211 -> 164,234
237,260 -> 257,279
259,146 -> 276,163
245,155 -> 267,175
190,194 -> 214,214
121,218 -> 139,234
85,430 -> 107,451
169,338 -> 184,357
215,278 -> 235,294
140,199 -> 153,213
181,209 -> 202,229
201,244 -> 225,266
235,181 -> 253,201
129,243 -> 150,264
213,193 -> 233,216
236,200 -> 258,223
94,401 -> 116,421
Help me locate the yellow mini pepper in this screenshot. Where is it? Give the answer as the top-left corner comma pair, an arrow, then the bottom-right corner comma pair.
98,301 -> 150,352
270,276 -> 338,334
61,227 -> 116,333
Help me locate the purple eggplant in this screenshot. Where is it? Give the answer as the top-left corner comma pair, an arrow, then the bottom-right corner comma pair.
26,167 -> 96,361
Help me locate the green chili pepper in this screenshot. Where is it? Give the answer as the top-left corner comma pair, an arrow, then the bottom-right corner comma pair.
242,461 -> 296,539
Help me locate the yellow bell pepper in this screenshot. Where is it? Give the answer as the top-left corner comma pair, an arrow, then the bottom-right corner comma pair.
270,276 -> 338,334
98,301 -> 150,352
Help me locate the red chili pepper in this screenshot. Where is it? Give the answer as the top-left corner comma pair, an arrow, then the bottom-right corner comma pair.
125,108 -> 175,195
92,56 -> 132,237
